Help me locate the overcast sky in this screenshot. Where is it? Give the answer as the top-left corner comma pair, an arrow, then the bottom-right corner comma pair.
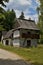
3,0 -> 40,23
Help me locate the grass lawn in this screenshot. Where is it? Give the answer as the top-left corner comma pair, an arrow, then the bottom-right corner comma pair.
0,43 -> 43,65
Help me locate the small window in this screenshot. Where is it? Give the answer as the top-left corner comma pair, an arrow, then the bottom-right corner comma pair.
6,40 -> 9,45
28,32 -> 30,34
27,40 -> 31,47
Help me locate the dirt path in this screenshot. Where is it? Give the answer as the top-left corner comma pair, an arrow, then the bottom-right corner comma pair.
0,49 -> 31,65
0,49 -> 21,60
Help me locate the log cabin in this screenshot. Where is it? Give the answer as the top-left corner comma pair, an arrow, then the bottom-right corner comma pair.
2,19 -> 40,47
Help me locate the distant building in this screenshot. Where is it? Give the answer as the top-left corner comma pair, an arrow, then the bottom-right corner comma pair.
2,19 -> 40,47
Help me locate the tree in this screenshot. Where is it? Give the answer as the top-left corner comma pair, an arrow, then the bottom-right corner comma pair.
0,7 -> 6,31
0,7 -> 5,13
37,0 -> 43,43
3,9 -> 16,31
0,0 -> 9,7
19,11 -> 25,19
0,0 -> 9,31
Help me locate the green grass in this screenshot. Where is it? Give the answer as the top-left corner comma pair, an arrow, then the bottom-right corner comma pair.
0,43 -> 43,65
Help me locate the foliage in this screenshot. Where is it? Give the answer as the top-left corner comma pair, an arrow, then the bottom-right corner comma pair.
0,0 -> 16,31
3,9 -> 16,31
0,0 -> 9,31
0,7 -> 5,31
37,0 -> 43,43
0,0 -> 9,7
19,11 -> 25,19
0,8 -> 16,31
0,25 -> 5,31
0,7 -> 5,13
0,13 -> 5,24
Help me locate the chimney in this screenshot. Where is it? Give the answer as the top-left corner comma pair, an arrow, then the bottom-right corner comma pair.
28,18 -> 35,22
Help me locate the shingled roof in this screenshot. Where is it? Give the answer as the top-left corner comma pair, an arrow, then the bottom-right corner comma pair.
3,28 -> 20,39
3,29 -> 16,39
3,19 -> 40,39
14,19 -> 40,30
